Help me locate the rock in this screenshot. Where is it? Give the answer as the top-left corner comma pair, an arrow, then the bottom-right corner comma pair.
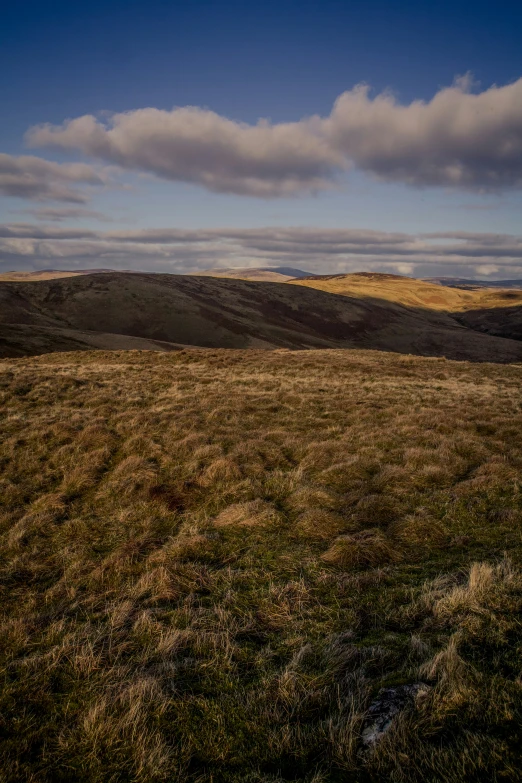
361,683 -> 430,747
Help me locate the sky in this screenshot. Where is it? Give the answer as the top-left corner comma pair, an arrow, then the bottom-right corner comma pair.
1,0 -> 522,278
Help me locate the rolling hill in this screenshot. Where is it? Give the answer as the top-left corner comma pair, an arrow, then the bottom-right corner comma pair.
194,266 -> 315,282
425,276 -> 522,289
1,271 -> 521,361
291,272 -> 522,344
0,268 -> 119,282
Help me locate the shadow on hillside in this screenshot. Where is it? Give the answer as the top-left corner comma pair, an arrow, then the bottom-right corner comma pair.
1,273 -> 521,363
453,305 -> 522,343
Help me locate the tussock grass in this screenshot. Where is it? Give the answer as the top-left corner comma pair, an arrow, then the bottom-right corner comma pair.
1,348 -> 522,782
321,530 -> 402,568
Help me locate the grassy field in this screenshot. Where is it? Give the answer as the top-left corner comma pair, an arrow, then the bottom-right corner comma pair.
1,348 -> 522,782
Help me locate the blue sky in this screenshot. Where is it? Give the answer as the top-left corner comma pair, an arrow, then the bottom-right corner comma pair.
1,0 -> 522,277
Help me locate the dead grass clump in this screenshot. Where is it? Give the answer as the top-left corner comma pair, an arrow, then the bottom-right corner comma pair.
192,443 -> 224,462
130,565 -> 181,603
314,456 -> 379,492
423,558 -> 522,640
263,467 -> 303,502
420,633 -> 470,690
197,456 -> 242,486
257,579 -> 314,631
352,493 -> 401,527
8,491 -> 66,547
76,422 -> 115,449
60,458 -> 106,499
159,533 -> 219,562
453,456 -> 521,495
287,486 -> 342,513
74,677 -> 174,782
120,433 -> 163,460
390,512 -> 449,551
229,441 -> 265,477
299,442 -> 351,473
294,509 -> 349,541
172,432 -> 209,454
321,529 -> 401,568
412,462 -> 456,488
213,499 -> 280,528
411,561 -> 522,740
369,463 -> 409,493
105,455 -> 158,496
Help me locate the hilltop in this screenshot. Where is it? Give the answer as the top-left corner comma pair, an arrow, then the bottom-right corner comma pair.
194,266 -> 315,282
0,268 -> 118,282
0,267 -> 315,284
1,271 -> 521,361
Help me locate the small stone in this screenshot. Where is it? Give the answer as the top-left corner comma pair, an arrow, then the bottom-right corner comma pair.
361,683 -> 430,747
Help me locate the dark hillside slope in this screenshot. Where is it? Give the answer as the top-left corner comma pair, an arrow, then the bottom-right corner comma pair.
0,272 -> 521,361
292,273 -> 522,345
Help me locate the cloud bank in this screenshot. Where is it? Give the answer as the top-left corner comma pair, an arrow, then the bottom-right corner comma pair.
26,76 -> 522,196
2,224 -> 522,279
0,154 -> 107,203
19,206 -> 115,223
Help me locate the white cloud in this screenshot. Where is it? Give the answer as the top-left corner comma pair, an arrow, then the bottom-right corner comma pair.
476,265 -> 500,276
0,154 -> 107,202
25,76 -> 522,196
27,109 -> 342,197
326,76 -> 522,189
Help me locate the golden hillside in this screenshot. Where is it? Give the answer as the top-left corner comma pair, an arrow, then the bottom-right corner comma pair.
0,270 -> 111,282
291,273 -> 522,341
290,271 -> 521,309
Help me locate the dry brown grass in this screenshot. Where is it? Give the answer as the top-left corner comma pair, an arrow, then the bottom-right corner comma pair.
291,272 -> 522,313
321,529 -> 402,568
292,273 -> 522,345
1,348 -> 522,782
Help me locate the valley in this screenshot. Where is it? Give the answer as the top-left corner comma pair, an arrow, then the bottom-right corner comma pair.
1,271 -> 521,361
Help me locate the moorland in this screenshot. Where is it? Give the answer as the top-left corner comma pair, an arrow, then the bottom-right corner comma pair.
1,271 -> 522,359
1,271 -> 522,782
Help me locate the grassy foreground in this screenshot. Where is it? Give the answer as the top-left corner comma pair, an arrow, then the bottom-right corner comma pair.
1,348 -> 522,782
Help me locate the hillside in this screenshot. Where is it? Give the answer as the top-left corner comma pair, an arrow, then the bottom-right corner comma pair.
425,277 -> 522,289
1,348 -> 522,782
1,272 -> 522,361
292,273 -> 522,343
194,266 -> 315,282
0,269 -> 117,282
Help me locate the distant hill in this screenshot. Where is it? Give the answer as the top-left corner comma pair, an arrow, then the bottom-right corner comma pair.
194,266 -> 315,282
425,277 -> 522,289
0,268 -> 122,282
291,272 -> 522,343
290,272 -> 481,309
0,266 -> 315,284
1,271 -> 521,362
